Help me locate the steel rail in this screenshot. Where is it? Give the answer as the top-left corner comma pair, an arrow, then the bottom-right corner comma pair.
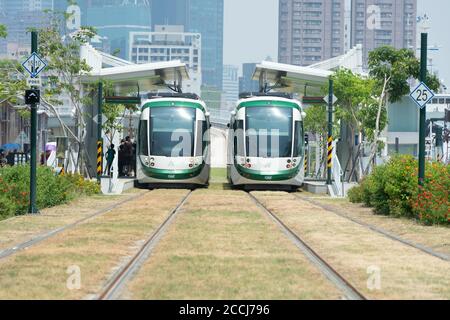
0,191 -> 151,260
248,192 -> 367,301
97,190 -> 193,300
295,195 -> 449,262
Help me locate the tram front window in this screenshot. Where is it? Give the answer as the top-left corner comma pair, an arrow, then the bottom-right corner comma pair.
245,107 -> 293,158
150,107 -> 195,157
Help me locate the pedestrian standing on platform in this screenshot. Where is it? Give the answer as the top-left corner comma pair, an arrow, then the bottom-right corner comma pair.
104,144 -> 116,176
123,136 -> 133,177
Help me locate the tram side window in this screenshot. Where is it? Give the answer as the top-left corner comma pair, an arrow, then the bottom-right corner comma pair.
233,120 -> 244,156
195,120 -> 203,156
293,121 -> 304,157
202,120 -> 208,154
139,120 -> 149,156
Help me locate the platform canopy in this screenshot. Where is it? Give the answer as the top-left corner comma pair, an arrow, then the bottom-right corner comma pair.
81,60 -> 189,95
253,61 -> 333,96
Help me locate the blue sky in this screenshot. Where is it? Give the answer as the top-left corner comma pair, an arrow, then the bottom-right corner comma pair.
224,0 -> 450,88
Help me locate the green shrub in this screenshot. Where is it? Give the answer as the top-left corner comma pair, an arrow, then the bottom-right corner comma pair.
383,155 -> 417,217
348,184 -> 364,203
0,165 -> 100,220
347,155 -> 449,226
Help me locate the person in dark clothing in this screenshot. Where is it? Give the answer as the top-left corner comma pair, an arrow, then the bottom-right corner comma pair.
132,141 -> 137,177
104,144 -> 116,176
123,136 -> 133,177
118,141 -> 125,177
6,150 -> 15,166
0,149 -> 6,167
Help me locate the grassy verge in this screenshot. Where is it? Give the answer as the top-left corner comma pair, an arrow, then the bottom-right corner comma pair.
300,195 -> 450,257
124,189 -> 342,300
0,189 -> 189,299
254,191 -> 450,300
0,189 -> 144,253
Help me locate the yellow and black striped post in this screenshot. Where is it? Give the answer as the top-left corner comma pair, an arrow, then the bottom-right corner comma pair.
326,78 -> 334,185
304,151 -> 308,176
97,140 -> 103,181
327,136 -> 333,169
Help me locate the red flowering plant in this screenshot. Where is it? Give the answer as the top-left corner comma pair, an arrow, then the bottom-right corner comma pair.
411,162 -> 450,226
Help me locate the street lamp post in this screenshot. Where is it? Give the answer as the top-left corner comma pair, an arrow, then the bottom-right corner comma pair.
418,33 -> 428,186
29,31 -> 38,214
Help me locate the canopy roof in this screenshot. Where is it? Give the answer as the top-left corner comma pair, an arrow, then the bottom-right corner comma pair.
253,61 -> 332,96
81,60 -> 189,95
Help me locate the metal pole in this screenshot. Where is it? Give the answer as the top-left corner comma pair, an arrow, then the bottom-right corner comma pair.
97,82 -> 103,182
29,31 -> 38,214
327,79 -> 333,185
418,33 -> 427,186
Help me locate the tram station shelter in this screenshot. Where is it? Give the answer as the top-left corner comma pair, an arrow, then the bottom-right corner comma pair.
80,44 -> 190,179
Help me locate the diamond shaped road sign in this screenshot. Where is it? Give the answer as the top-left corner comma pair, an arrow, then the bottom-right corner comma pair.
323,94 -> 338,105
410,82 -> 435,109
22,53 -> 47,79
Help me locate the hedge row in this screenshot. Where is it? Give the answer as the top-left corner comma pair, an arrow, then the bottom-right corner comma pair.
0,165 -> 100,220
348,155 -> 449,226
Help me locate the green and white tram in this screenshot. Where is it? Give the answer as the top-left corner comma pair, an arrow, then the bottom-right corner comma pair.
227,93 -> 306,190
136,93 -> 210,188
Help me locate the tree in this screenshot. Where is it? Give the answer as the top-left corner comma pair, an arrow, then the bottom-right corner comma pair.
0,24 -> 27,116
304,104 -> 328,177
36,10 -> 96,176
0,24 -> 7,38
329,69 -> 378,181
366,46 -> 440,174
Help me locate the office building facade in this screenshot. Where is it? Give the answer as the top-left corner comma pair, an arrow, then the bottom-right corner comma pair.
151,0 -> 224,90
0,0 -> 54,58
278,0 -> 346,66
222,65 -> 239,109
129,25 -> 202,94
350,0 -> 417,68
239,63 -> 259,94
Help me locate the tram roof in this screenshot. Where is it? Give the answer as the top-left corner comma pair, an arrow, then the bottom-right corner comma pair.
253,61 -> 332,96
81,60 -> 189,94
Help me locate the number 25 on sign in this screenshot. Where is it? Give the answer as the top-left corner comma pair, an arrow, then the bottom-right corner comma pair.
410,82 -> 435,109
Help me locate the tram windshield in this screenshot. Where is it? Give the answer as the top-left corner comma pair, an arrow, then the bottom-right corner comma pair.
150,107 -> 196,157
245,107 -> 293,158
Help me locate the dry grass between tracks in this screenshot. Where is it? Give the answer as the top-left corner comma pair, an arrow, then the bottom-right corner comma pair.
124,189 -> 342,300
0,189 -> 189,299
253,191 -> 450,300
298,194 -> 450,257
0,189 -> 145,253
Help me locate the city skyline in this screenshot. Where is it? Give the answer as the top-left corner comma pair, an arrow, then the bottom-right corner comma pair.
224,0 -> 450,86
0,0 -> 448,87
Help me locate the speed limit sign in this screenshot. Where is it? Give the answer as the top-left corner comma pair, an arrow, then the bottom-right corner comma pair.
410,82 -> 435,109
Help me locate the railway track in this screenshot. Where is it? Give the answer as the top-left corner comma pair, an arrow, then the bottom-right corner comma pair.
295,194 -> 449,262
0,191 -> 151,261
96,190 -> 193,300
248,192 -> 367,301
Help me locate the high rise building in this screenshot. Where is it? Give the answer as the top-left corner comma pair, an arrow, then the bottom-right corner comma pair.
0,0 -> 54,58
222,65 -> 239,109
350,0 -> 417,68
278,0 -> 346,66
129,25 -> 202,95
239,63 -> 259,93
81,0 -> 152,60
151,0 -> 224,90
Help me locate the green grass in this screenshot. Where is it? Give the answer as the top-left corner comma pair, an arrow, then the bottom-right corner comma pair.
126,189 -> 342,300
